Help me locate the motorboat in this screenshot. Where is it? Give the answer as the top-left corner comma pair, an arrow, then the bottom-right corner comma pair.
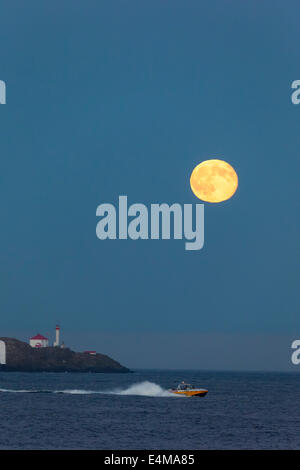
169,381 -> 208,397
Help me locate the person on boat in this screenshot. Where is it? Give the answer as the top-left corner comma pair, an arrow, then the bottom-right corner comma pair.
178,381 -> 188,391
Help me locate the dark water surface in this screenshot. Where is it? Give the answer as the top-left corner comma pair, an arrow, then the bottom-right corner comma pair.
0,370 -> 299,449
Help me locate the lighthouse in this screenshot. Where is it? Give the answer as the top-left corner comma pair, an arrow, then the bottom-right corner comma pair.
53,325 -> 60,347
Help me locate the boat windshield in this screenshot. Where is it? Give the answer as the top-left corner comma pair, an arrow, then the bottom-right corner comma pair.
177,383 -> 192,391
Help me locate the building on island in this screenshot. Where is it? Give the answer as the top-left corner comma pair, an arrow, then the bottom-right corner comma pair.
29,334 -> 49,348
29,325 -> 62,348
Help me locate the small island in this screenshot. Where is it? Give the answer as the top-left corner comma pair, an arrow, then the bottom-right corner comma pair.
0,336 -> 130,373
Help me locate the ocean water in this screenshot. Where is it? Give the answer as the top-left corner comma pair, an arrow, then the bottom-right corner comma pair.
0,370 -> 299,449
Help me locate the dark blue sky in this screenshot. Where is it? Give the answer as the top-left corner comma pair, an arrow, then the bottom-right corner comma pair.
0,1 -> 299,370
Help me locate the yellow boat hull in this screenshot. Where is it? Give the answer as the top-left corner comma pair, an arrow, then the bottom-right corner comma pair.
170,389 -> 208,397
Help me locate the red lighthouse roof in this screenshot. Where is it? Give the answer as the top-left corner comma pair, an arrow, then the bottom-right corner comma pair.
30,334 -> 48,340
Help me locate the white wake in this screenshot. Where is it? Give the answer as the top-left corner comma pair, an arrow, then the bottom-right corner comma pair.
0,381 -> 177,397
112,381 -> 175,397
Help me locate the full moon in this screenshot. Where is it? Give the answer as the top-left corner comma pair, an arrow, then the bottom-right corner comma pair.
190,159 -> 238,203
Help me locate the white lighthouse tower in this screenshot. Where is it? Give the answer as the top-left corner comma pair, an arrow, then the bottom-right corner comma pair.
53,325 -> 60,347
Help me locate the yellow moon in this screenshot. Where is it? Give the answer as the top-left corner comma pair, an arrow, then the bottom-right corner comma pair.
190,159 -> 238,203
